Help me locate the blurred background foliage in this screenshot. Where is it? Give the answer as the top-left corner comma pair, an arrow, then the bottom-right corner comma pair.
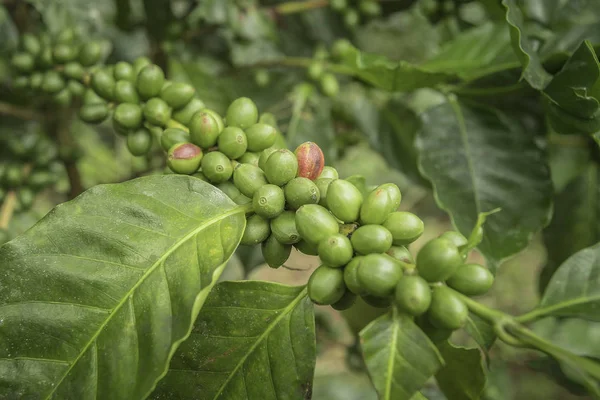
1,0 -> 599,398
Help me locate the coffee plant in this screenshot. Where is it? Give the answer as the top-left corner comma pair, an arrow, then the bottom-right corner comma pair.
1,0 -> 600,399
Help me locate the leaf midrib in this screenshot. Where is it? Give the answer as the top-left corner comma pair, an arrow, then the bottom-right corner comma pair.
384,308 -> 399,400
212,287 -> 308,399
45,203 -> 250,399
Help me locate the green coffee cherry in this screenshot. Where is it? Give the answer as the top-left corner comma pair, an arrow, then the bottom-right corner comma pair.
308,265 -> 346,305
61,62 -> 84,81
78,40 -> 103,66
284,177 -> 320,210
383,212 -> 424,246
262,234 -> 292,269
327,179 -> 363,223
360,186 -> 393,225
217,181 -> 242,200
386,246 -> 414,264
143,98 -> 172,126
136,64 -> 165,99
160,128 -> 190,152
55,28 -> 75,43
167,143 -> 203,175
218,127 -> 248,159
160,82 -> 195,109
11,52 -> 35,73
127,128 -> 153,156
83,88 -> 105,105
294,240 -> 319,256
28,170 -> 57,189
114,103 -> 143,130
344,256 -> 367,295
428,286 -> 468,330
295,204 -> 340,245
252,184 -> 285,219
114,80 -> 140,104
245,123 -> 277,152
240,214 -> 271,245
330,0 -> 348,11
380,183 -> 401,210
52,43 -> 78,64
308,61 -> 324,80
254,69 -> 270,87
13,76 -> 29,90
67,80 -> 85,97
344,9 -> 360,27
3,165 -> 23,187
351,225 -> 393,255
359,0 -> 381,16
172,98 -> 206,125
318,233 -> 353,267
17,187 -> 35,210
270,211 -> 301,244
416,238 -> 463,282
22,33 -> 41,56
362,294 -> 392,308
189,111 -> 222,148
446,264 -> 494,296
37,47 -> 53,69
258,147 -> 279,171
237,152 -> 260,166
320,73 -> 339,97
133,57 -> 152,74
29,73 -> 43,90
226,97 -> 258,129
315,178 -> 333,207
233,164 -> 268,198
113,61 -> 135,82
201,108 -> 225,132
41,71 -> 65,94
79,104 -> 109,124
439,231 -> 468,248
394,276 -> 431,316
91,69 -> 115,100
264,149 -> 298,186
357,254 -> 403,297
201,151 -> 234,183
319,166 -> 339,180
331,290 -> 357,311
52,88 -> 72,107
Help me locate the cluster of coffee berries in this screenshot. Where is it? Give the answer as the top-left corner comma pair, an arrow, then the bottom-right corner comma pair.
0,130 -> 62,215
77,57 -> 201,157
330,0 -> 382,28
11,29 -> 104,107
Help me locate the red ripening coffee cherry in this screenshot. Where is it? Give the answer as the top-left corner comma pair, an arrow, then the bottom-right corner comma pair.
294,141 -> 324,180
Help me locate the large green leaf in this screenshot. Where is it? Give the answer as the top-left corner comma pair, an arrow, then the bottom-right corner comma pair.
502,0 -> 552,89
533,317 -> 600,359
422,23 -> 519,81
435,342 -> 486,400
360,309 -> 444,400
0,175 -> 247,399
537,243 -> 600,321
150,281 -> 315,399
416,98 -> 553,268
541,163 -> 600,290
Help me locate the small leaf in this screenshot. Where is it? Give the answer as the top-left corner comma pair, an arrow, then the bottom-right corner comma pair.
422,22 -> 519,81
435,342 -> 486,400
543,41 -> 600,119
416,97 -> 553,269
360,309 -> 444,400
464,314 -> 496,355
338,46 -> 456,92
460,208 -> 501,255
0,175 -> 248,399
541,163 -> 600,290
151,281 -> 315,399
502,0 -> 552,89
537,243 -> 600,321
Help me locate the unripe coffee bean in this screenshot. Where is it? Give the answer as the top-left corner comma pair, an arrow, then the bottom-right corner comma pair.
252,184 -> 285,219
265,149 -> 298,186
167,143 -> 203,175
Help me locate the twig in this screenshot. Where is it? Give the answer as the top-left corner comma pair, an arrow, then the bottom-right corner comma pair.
0,101 -> 44,121
272,0 -> 328,15
0,164 -> 33,229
